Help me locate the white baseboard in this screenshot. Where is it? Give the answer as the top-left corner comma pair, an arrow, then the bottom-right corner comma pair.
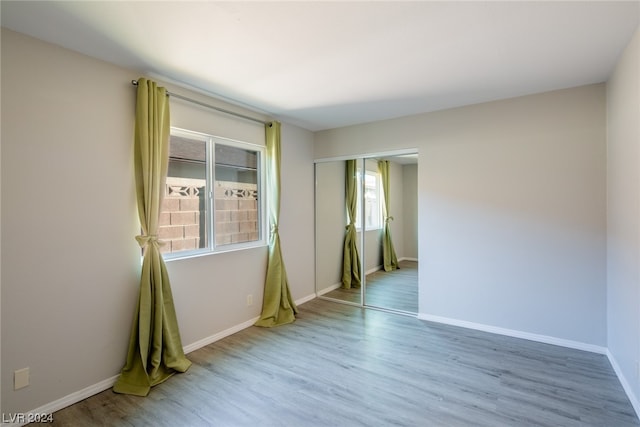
15,315 -> 263,427
182,316 -> 260,354
419,312 -> 638,422
417,313 -> 607,354
22,296 -> 639,427
7,375 -> 120,427
13,293 -> 318,427
184,293 -> 315,354
316,282 -> 342,296
366,265 -> 383,275
295,293 -> 317,306
399,257 -> 418,262
607,350 -> 640,420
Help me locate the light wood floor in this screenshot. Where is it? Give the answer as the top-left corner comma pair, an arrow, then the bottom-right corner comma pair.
41,298 -> 638,426
323,260 -> 418,313
365,260 -> 418,312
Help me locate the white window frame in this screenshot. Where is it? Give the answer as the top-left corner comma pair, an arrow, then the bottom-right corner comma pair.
163,127 -> 267,260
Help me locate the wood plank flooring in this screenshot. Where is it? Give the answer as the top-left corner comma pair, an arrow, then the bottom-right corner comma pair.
322,260 -> 418,313
365,260 -> 418,313
40,298 -> 638,426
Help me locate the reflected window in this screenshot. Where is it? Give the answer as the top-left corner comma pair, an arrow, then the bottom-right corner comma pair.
355,170 -> 381,230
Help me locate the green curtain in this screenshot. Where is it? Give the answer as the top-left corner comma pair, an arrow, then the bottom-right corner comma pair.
113,78 -> 191,396
342,160 -> 361,288
255,121 -> 298,327
379,160 -> 399,272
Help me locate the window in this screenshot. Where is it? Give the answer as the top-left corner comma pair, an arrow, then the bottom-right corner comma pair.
159,128 -> 266,258
355,169 -> 382,230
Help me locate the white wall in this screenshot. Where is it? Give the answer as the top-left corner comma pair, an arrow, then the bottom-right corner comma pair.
0,29 -> 315,414
387,160 -> 405,261
278,123 -> 315,303
607,26 -> 640,413
314,160 -> 346,292
1,28 -> 140,414
315,83 -> 607,348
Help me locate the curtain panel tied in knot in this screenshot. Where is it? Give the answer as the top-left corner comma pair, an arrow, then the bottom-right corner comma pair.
379,160 -> 399,272
254,122 -> 298,327
113,77 -> 191,397
341,159 -> 361,289
135,234 -> 166,249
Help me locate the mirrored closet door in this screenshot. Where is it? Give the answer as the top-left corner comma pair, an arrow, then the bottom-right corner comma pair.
315,152 -> 418,315
315,158 -> 363,306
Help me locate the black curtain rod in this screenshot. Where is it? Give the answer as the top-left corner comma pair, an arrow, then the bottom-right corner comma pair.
131,80 -> 270,126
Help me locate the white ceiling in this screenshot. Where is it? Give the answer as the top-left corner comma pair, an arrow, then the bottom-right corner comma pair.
2,1 -> 638,131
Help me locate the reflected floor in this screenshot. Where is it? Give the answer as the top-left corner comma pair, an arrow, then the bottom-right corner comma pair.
323,260 -> 418,313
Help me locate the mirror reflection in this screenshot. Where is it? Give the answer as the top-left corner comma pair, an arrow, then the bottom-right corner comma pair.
315,153 -> 418,314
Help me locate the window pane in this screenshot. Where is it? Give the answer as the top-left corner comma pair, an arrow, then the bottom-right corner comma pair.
364,172 -> 379,229
355,169 -> 381,230
214,144 -> 260,246
160,135 -> 208,254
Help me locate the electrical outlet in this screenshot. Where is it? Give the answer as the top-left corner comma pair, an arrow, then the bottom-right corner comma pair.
246,294 -> 253,306
14,368 -> 29,390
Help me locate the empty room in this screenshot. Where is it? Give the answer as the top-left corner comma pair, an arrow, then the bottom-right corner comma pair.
1,1 -> 639,426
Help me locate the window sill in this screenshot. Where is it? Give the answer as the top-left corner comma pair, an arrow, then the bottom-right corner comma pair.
162,241 -> 268,263
355,227 -> 383,232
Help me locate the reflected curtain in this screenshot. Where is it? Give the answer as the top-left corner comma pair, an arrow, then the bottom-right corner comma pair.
255,121 -> 298,327
379,160 -> 399,272
113,78 -> 191,396
342,160 -> 361,288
